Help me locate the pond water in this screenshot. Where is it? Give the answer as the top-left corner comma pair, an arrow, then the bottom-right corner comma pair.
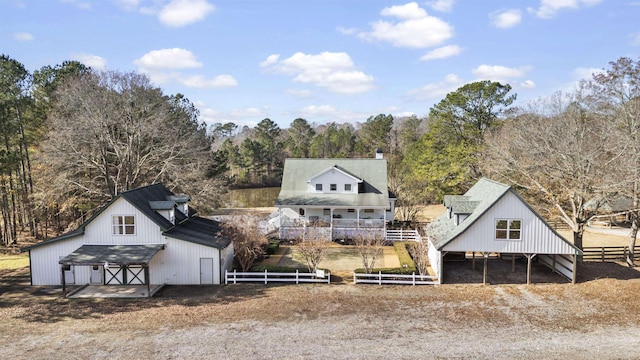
223,187 -> 280,208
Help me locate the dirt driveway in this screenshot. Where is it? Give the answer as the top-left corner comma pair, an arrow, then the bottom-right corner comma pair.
3,262 -> 640,360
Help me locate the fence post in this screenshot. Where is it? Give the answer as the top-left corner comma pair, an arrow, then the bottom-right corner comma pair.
265,269 -> 268,284
225,270 -> 228,285
328,272 -> 331,284
296,269 -> 299,285
378,271 -> 382,285
233,269 -> 237,284
413,272 -> 416,286
353,272 -> 356,284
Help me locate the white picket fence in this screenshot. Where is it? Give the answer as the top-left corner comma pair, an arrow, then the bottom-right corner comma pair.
225,269 -> 331,284
353,271 -> 438,285
385,229 -> 421,242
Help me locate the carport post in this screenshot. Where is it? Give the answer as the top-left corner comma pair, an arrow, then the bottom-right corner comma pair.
526,254 -> 532,285
145,265 -> 151,298
61,265 -> 67,298
471,252 -> 475,270
483,252 -> 488,285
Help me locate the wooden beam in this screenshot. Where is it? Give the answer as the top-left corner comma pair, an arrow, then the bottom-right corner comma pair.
526,254 -> 532,285
472,252 -> 475,270
145,265 -> 151,298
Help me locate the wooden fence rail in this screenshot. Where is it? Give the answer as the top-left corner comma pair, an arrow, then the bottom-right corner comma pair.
582,245 -> 640,262
385,229 -> 421,242
225,269 -> 331,285
353,271 -> 438,285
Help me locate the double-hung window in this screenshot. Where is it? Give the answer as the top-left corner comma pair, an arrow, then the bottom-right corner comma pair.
113,215 -> 135,235
495,219 -> 521,240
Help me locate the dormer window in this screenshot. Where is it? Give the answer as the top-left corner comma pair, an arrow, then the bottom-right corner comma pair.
316,184 -> 323,191
344,184 -> 352,192
330,184 -> 337,191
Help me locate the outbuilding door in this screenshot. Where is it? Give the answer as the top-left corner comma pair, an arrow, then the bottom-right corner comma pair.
59,256 -> 75,284
200,258 -> 214,284
90,265 -> 103,284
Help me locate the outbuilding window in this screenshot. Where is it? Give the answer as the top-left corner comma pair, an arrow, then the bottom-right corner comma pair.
344,184 -> 352,192
113,215 -> 135,235
316,184 -> 323,191
330,184 -> 337,191
495,219 -> 521,240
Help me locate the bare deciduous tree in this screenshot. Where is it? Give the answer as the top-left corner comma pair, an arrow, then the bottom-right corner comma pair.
590,57 -> 640,265
408,240 -> 430,276
484,87 -> 616,253
296,237 -> 330,273
222,214 -> 268,272
354,232 -> 385,273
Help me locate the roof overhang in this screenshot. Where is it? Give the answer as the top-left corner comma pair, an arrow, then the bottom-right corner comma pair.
59,244 -> 165,266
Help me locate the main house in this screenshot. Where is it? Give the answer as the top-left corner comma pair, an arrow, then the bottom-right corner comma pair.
275,153 -> 396,241
427,178 -> 581,284
23,183 -> 234,294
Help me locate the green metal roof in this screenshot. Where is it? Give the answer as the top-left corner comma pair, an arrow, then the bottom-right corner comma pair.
276,158 -> 391,208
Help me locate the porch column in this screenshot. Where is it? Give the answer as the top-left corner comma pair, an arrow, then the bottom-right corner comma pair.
525,254 -> 534,285
330,208 -> 334,241
572,254 -> 578,284
357,209 -> 360,228
383,208 -> 387,239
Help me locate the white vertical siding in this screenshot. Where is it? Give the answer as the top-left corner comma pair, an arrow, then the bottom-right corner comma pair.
427,239 -> 442,282
148,237 -> 222,284
443,191 -> 576,255
29,197 -> 231,285
310,170 -> 357,194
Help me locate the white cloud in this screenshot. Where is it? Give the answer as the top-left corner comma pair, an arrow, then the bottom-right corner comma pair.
74,53 -> 107,70
61,0 -> 92,10
134,48 -> 203,70
261,52 -> 375,94
158,0 -> 215,27
519,80 -> 536,89
179,74 -> 238,88
528,0 -> 602,19
490,9 -> 522,28
472,64 -> 530,80
13,32 -> 33,41
134,48 -> 236,89
573,67 -> 603,81
336,26 -> 358,35
420,44 -> 462,61
114,0 -> 141,11
426,0 -> 455,12
285,89 -> 313,98
356,2 -> 454,49
407,73 -> 464,100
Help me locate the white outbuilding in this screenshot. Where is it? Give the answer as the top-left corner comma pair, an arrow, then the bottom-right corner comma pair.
427,178 -> 581,284
23,184 -> 234,296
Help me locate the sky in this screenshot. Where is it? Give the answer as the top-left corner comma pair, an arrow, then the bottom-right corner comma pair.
2,0 -> 640,128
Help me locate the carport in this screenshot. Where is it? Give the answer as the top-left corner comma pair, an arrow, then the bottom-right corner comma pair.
59,244 -> 165,298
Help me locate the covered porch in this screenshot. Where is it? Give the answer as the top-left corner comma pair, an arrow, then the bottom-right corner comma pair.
278,206 -> 389,241
58,244 -> 165,298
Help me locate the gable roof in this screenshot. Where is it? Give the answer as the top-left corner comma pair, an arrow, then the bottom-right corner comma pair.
307,165 -> 363,183
23,183 -> 230,251
276,158 -> 391,207
428,178 -> 580,254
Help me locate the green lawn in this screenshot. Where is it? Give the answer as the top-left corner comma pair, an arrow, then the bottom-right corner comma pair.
0,254 -> 29,270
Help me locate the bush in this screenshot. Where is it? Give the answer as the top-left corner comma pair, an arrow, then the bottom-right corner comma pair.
265,240 -> 280,255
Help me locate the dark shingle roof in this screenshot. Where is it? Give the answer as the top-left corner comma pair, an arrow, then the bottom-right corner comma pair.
23,183 -> 230,251
59,244 -> 165,266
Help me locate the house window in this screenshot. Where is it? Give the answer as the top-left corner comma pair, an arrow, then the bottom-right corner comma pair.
344,184 -> 352,192
347,209 -> 355,213
316,184 -> 322,191
323,208 -> 330,215
299,208 -> 305,216
113,215 -> 135,235
496,219 -> 521,240
364,209 -> 374,213
330,184 -> 337,191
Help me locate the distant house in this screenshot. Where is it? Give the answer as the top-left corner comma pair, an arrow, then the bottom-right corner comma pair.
23,184 -> 234,294
275,152 -> 396,241
427,178 -> 581,284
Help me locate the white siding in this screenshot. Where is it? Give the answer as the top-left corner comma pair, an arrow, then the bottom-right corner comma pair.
309,169 -> 358,194
29,197 -> 230,285
442,191 -> 576,255
148,237 -> 222,284
428,239 -> 442,283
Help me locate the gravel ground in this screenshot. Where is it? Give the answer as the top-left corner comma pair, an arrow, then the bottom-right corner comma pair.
3,263 -> 640,360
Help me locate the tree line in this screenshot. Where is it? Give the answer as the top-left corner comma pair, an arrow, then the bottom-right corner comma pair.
2,54 -> 639,259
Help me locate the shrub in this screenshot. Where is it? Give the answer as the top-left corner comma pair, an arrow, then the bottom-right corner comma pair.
265,240 -> 280,255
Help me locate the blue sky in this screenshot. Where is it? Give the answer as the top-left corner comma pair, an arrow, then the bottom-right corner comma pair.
2,0 -> 639,128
